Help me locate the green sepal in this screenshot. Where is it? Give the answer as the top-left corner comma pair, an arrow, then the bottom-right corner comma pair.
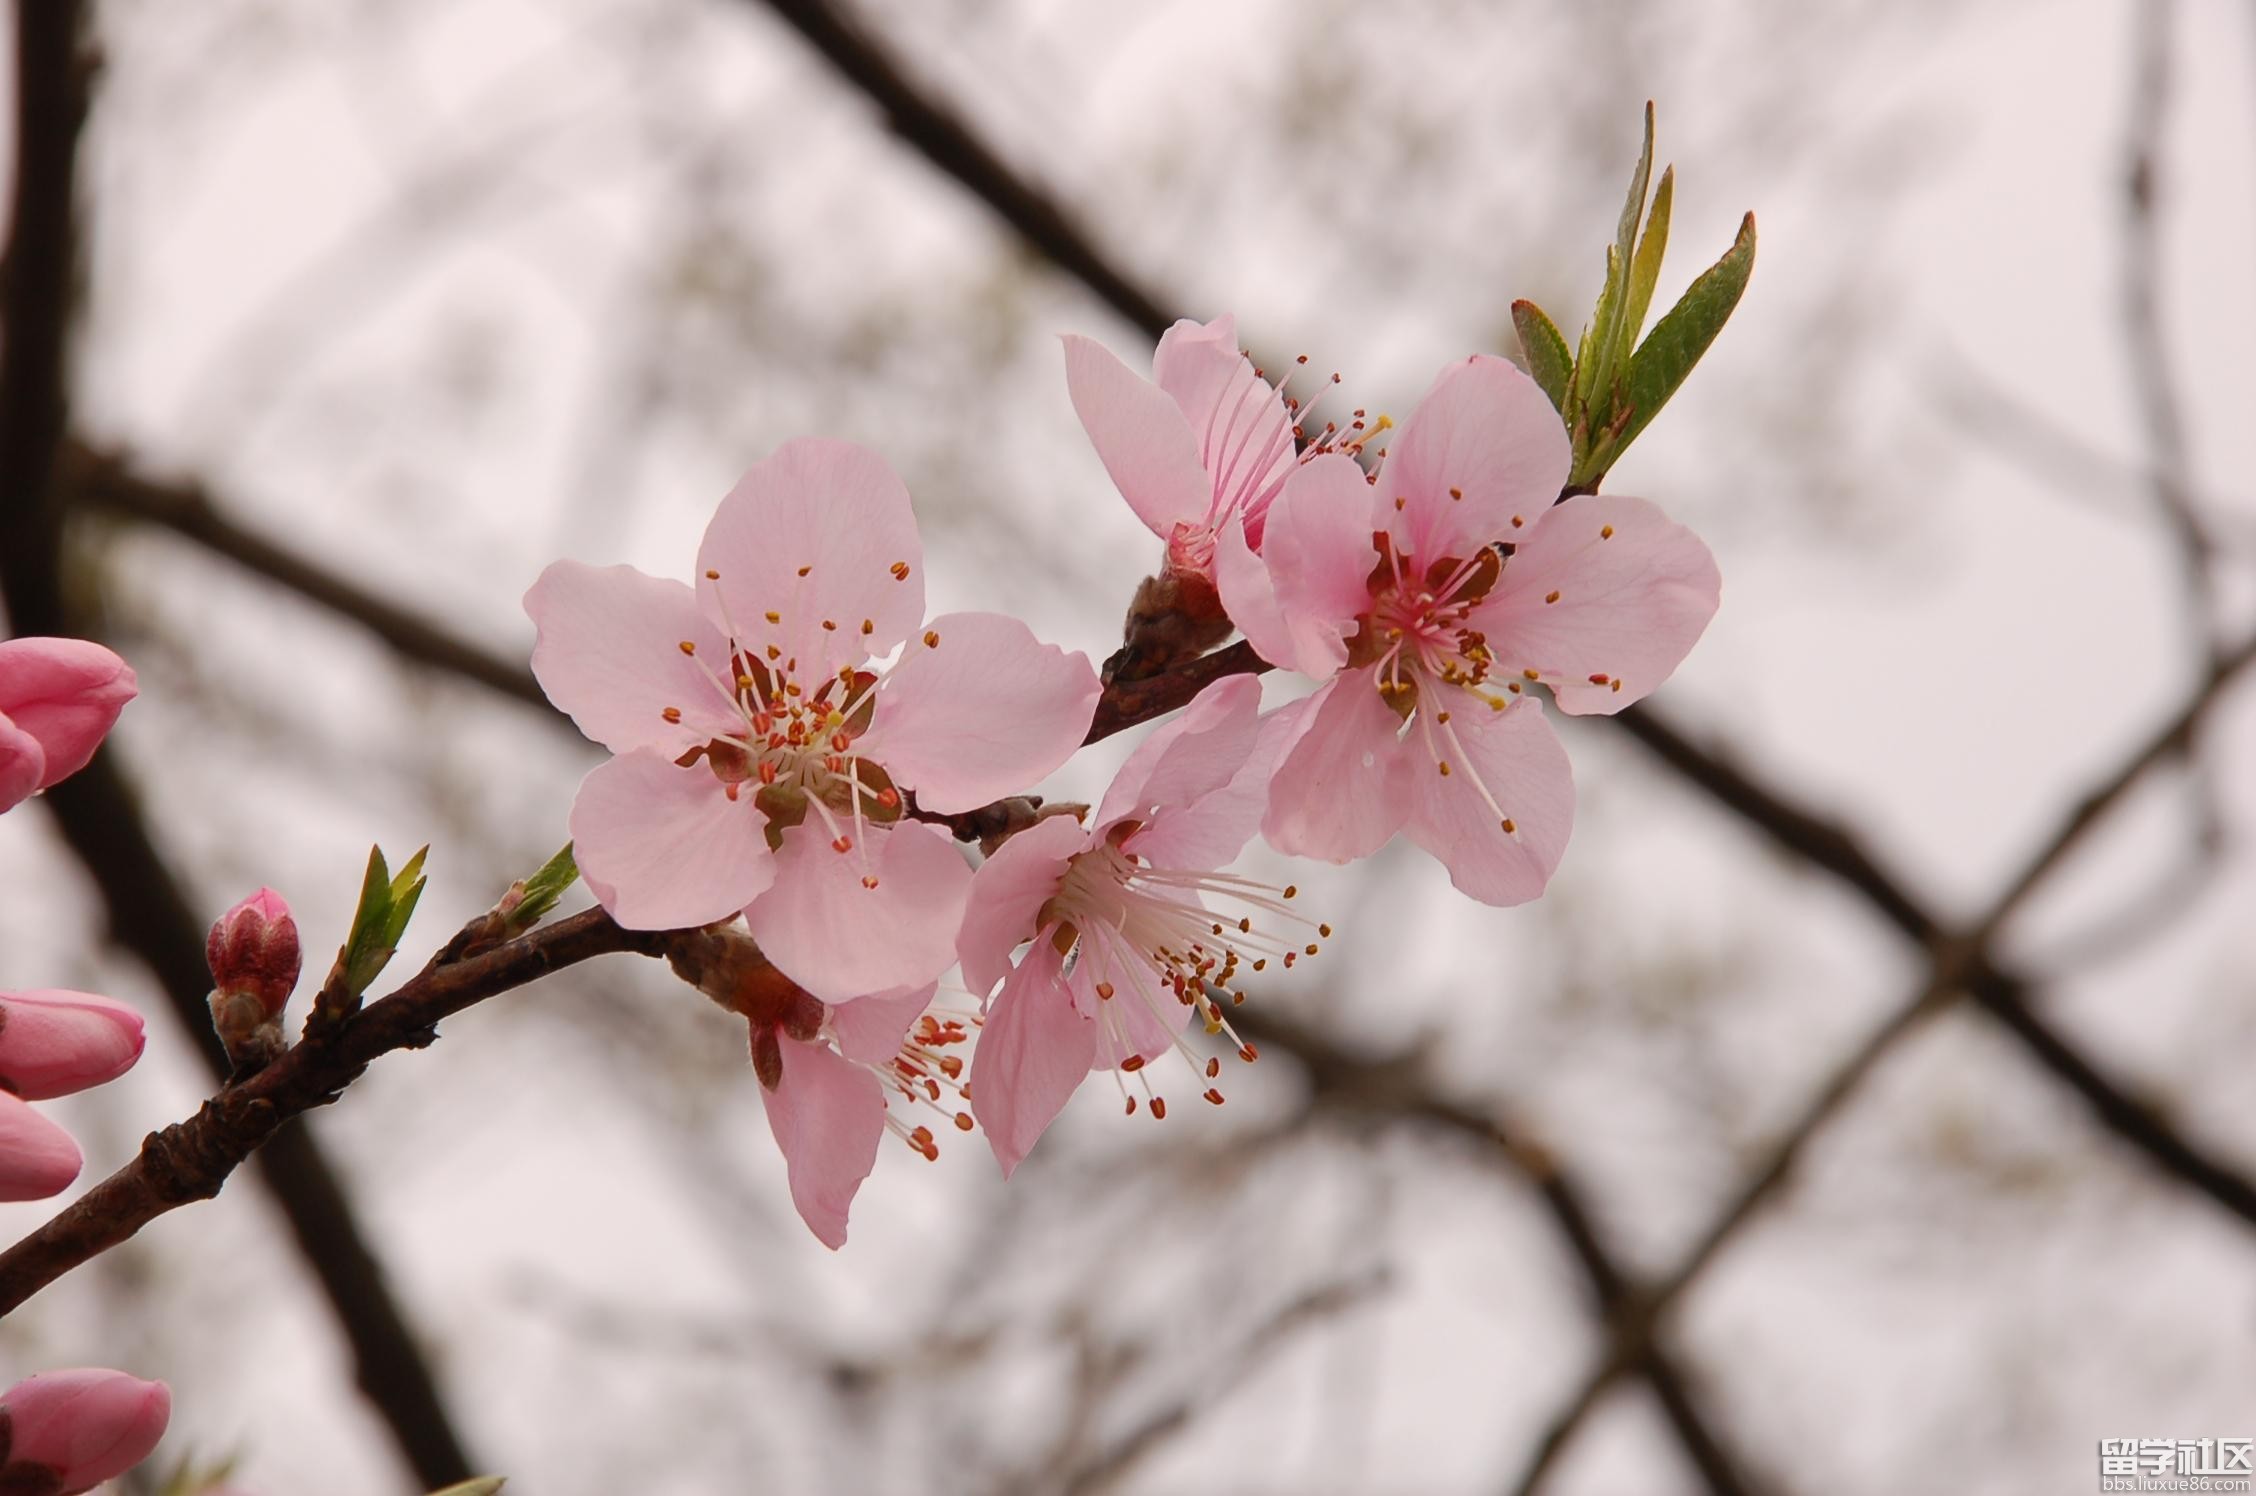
1619,164 -> 1673,370
1511,300 -> 1574,414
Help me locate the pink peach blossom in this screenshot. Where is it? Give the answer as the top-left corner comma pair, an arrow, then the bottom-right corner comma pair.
0,637 -> 136,813
0,990 -> 145,1101
0,1368 -> 170,1495
958,676 -> 1317,1176
527,438 -> 1101,1000
1215,355 -> 1719,905
1064,316 -> 1306,581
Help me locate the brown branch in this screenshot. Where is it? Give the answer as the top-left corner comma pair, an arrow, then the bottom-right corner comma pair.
0,908 -> 670,1314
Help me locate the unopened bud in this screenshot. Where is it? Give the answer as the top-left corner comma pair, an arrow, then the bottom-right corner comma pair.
0,1367 -> 170,1495
207,888 -> 299,1073
0,989 -> 144,1099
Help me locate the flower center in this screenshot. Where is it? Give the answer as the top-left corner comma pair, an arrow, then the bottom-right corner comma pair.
664,573 -> 921,886
1349,537 -> 1503,715
867,1005 -> 981,1161
1040,830 -> 1331,1116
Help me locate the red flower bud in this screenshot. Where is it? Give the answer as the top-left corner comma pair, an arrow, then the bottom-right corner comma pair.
207,888 -> 299,1072
206,887 -> 299,1018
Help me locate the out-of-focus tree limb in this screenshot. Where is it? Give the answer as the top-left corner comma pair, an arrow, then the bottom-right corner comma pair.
2118,0 -> 2220,662
1507,626 -> 2256,1495
0,908 -> 673,1313
747,0 -> 1173,341
0,6 -> 482,1486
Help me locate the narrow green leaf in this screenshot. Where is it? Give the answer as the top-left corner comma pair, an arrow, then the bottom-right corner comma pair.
1511,300 -> 1575,414
381,854 -> 428,952
509,842 -> 579,929
425,1480 -> 506,1496
1618,164 -> 1674,368
1590,211 -> 1757,482
1613,101 -> 1657,279
350,846 -> 392,948
1569,245 -> 1624,423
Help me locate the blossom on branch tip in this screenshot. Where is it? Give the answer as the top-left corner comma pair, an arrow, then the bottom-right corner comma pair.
0,636 -> 136,814
0,989 -> 145,1100
957,675 -> 1319,1176
668,927 -> 972,1248
1214,354 -> 1720,905
0,1368 -> 171,1495
526,437 -> 1101,1000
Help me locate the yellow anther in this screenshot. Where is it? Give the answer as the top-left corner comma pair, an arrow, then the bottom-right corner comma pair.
704,568 -> 720,580
1544,590 -> 1562,605
765,611 -> 781,624
1511,515 -> 1525,528
797,564 -> 813,577
1600,524 -> 1615,539
1501,817 -> 1516,833
677,640 -> 696,655
923,630 -> 940,648
661,706 -> 682,723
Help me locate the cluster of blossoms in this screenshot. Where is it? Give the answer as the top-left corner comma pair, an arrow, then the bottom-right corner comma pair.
530,315 -> 1719,1246
0,638 -> 173,1491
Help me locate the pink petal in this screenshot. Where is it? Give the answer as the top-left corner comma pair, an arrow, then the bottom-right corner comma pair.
857,612 -> 1098,814
525,561 -> 739,757
1063,333 -> 1212,540
969,942 -> 1096,1179
0,990 -> 146,1101
1212,514 -> 1299,669
1381,355 -> 1569,564
745,822 -> 970,1002
0,710 -> 44,814
0,1368 -> 170,1494
957,815 -> 1087,998
1127,690 -> 1311,871
695,438 -> 928,685
827,982 -> 938,1065
1151,315 -> 1296,538
0,637 -> 136,793
760,1037 -> 885,1249
1095,673 -> 1263,833
1402,689 -> 1575,906
1067,922 -> 1191,1068
1260,672 -> 1414,863
1260,453 -> 1386,675
1473,494 -> 1721,714
0,1091 -> 81,1201
569,750 -> 776,930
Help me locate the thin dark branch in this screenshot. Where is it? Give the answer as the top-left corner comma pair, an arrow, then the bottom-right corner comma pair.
1235,1008 -> 1774,1496
2119,0 -> 2219,658
1506,629 -> 2256,1494
0,908 -> 671,1313
747,0 -> 1173,340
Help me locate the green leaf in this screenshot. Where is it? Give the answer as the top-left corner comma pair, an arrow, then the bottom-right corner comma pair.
1511,300 -> 1575,414
425,1480 -> 506,1496
1568,244 -> 1624,428
508,842 -> 579,929
339,843 -> 430,996
1618,164 -> 1673,369
1591,210 -> 1757,482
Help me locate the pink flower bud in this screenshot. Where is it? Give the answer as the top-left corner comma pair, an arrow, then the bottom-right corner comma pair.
206,888 -> 299,1018
0,637 -> 136,813
0,1092 -> 79,1202
0,990 -> 145,1101
0,1368 -> 171,1495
